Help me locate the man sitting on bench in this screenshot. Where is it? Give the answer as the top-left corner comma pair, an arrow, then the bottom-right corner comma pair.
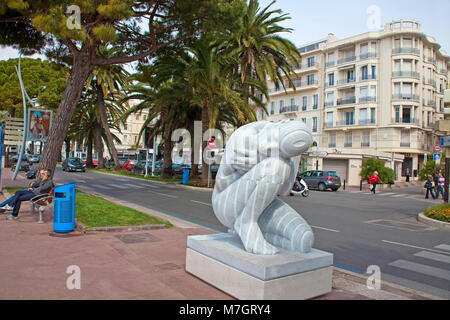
1,169 -> 54,220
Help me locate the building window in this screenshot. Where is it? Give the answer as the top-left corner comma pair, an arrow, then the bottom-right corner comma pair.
123,124 -> 128,130
359,108 -> 368,124
362,131 -> 370,147
370,108 -> 376,123
312,117 -> 318,133
326,112 -> 333,127
136,115 -> 140,121
394,107 -> 401,123
307,74 -> 315,85
307,56 -> 316,67
271,102 -> 275,115
326,92 -> 334,106
328,73 -> 334,86
361,66 -> 368,80
401,130 -> 410,147
313,95 -> 319,110
345,132 -> 352,147
301,118 -> 307,124
302,96 -> 308,111
329,133 -> 336,148
371,65 -> 376,79
279,100 -> 284,113
345,111 -> 355,125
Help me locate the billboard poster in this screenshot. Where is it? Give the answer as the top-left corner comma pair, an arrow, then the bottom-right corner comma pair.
27,109 -> 53,141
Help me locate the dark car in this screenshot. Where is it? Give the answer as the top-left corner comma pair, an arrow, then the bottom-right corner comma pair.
300,170 -> 341,191
26,168 -> 38,179
10,154 -> 28,163
62,157 -> 86,172
28,154 -> 40,164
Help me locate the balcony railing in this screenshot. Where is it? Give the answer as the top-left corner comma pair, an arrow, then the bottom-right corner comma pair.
392,118 -> 420,125
280,105 -> 299,114
337,78 -> 356,86
361,142 -> 371,147
358,119 -> 376,125
344,143 -> 353,148
337,56 -> 357,65
359,75 -> 377,81
439,69 -> 448,75
425,56 -> 437,65
424,100 -> 436,107
392,71 -> 420,79
323,122 -> 334,128
324,101 -> 335,107
400,142 -> 411,147
337,120 -> 356,126
392,94 -> 420,101
294,61 -> 319,70
325,82 -> 335,88
337,97 -> 356,105
359,96 -> 377,103
326,61 -> 335,67
423,77 -> 436,87
392,47 -> 420,55
328,143 -> 337,148
360,52 -> 377,60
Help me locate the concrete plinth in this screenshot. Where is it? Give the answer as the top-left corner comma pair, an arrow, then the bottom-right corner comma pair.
185,233 -> 333,300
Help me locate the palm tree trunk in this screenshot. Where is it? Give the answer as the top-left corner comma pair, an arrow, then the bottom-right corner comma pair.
96,81 -> 120,170
201,98 -> 210,181
39,45 -> 95,177
64,138 -> 71,159
94,122 -> 105,169
161,136 -> 173,179
86,134 -> 94,168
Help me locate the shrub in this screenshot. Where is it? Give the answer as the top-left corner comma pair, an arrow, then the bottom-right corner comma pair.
424,204 -> 450,223
360,157 -> 395,184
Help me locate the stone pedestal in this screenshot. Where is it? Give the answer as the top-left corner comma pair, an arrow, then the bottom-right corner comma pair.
185,233 -> 333,300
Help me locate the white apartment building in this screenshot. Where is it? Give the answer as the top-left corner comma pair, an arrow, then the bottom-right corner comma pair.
261,20 -> 450,186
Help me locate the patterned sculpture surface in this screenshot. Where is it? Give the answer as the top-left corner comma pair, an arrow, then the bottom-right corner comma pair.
212,120 -> 314,255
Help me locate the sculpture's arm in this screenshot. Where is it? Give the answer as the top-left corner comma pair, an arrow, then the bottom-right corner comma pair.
278,156 -> 300,196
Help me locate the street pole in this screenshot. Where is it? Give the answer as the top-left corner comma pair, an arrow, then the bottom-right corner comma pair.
445,157 -> 450,203
152,135 -> 156,176
207,163 -> 211,188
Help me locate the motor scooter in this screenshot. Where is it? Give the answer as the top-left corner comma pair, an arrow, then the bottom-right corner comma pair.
290,173 -> 309,197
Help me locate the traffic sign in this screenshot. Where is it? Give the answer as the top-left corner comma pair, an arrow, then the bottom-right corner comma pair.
208,138 -> 215,149
434,145 -> 441,152
441,136 -> 450,147
310,151 -> 328,157
434,153 -> 442,161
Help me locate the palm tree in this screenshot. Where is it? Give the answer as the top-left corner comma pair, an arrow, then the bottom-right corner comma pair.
225,0 -> 301,95
86,46 -> 129,169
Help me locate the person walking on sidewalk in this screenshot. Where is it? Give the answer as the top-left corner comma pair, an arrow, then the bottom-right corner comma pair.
2,169 -> 54,220
424,174 -> 436,200
369,171 -> 383,194
405,168 -> 411,183
435,172 -> 445,200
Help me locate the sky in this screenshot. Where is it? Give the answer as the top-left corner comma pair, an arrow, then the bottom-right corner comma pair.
1,0 -> 450,61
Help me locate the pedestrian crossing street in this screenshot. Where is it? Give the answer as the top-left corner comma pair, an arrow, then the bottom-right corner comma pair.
386,242 -> 450,287
355,191 -> 437,201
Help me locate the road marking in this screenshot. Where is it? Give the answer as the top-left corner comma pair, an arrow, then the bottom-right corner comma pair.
107,184 -> 128,189
382,240 -> 450,255
389,259 -> 450,281
91,184 -> 112,190
391,194 -> 408,198
435,244 -> 450,252
414,251 -> 450,264
149,191 -> 177,198
378,192 -> 395,196
311,226 -> 340,233
123,183 -> 145,189
136,184 -> 157,188
190,200 -> 212,207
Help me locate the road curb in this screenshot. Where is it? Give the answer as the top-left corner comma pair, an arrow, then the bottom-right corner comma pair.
417,212 -> 450,230
74,218 -> 167,234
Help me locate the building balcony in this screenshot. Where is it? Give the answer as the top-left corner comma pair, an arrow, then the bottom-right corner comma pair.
337,78 -> 356,86
337,97 -> 356,106
391,118 -> 420,125
423,77 -> 436,87
337,120 -> 356,126
392,71 -> 420,79
326,61 -> 335,67
280,105 -> 299,114
344,143 -> 353,148
324,101 -> 335,108
361,142 -> 371,147
392,94 -> 420,102
325,82 -> 336,88
423,99 -> 436,108
328,143 -> 336,148
293,62 -> 320,73
323,122 -> 334,129
358,119 -> 376,125
392,47 -> 420,56
359,75 -> 377,82
439,69 -> 448,75
360,52 -> 377,60
337,56 -> 357,65
400,142 -> 411,147
359,96 -> 377,103
424,56 -> 437,65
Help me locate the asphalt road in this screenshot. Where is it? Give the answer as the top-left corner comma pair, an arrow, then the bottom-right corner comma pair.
54,167 -> 450,299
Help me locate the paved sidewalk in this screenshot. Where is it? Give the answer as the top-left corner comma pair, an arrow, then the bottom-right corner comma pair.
0,171 -> 441,300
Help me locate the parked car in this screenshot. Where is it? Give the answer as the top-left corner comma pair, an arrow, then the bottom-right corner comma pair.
300,170 -> 341,191
82,158 -> 98,167
26,168 -> 38,179
122,159 -> 138,171
62,157 -> 86,172
28,154 -> 40,164
10,154 -> 28,163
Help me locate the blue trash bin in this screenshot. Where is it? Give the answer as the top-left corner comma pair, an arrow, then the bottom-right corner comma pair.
53,183 -> 76,233
182,168 -> 190,185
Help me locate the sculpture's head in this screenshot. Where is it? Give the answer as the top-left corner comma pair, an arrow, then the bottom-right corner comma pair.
278,120 -> 313,159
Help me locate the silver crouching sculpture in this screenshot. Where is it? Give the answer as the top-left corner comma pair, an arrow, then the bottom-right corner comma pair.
212,120 -> 314,255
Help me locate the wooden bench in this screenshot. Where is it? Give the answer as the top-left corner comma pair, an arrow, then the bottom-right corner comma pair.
31,189 -> 54,224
